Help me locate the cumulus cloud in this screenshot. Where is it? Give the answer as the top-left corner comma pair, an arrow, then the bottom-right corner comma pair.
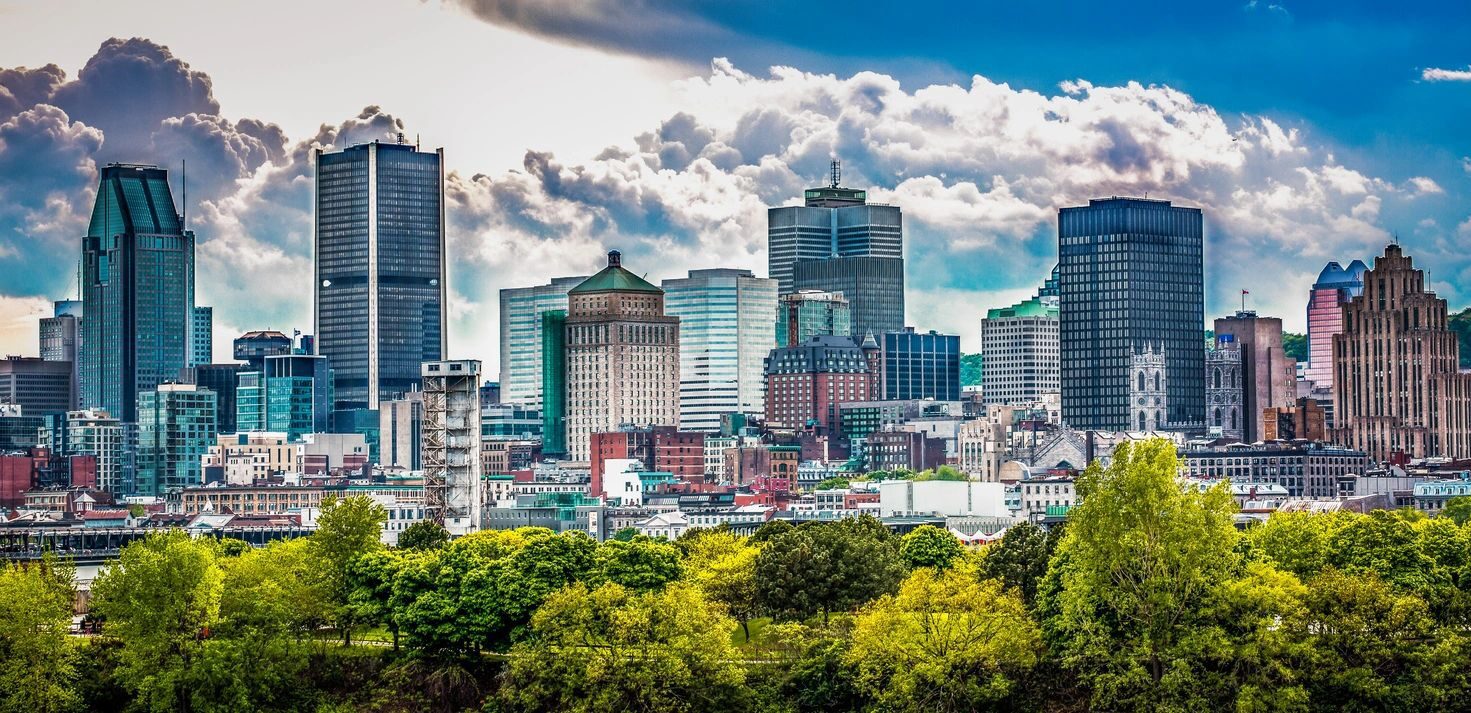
1422,66 -> 1471,82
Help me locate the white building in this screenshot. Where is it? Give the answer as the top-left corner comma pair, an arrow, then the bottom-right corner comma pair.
422,360 -> 484,535
980,295 -> 1059,406
662,269 -> 778,432
635,511 -> 690,540
1017,474 -> 1077,522
878,480 -> 1010,518
498,276 -> 587,409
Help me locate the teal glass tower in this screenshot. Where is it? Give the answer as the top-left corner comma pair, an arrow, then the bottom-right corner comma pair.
81,164 -> 195,423
136,383 -> 216,495
235,354 -> 333,441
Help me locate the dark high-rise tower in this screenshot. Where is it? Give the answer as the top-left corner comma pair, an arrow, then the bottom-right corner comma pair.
314,139 -> 446,410
1058,197 -> 1204,431
767,161 -> 904,337
80,164 -> 195,423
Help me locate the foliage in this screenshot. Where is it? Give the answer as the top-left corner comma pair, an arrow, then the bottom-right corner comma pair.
755,516 -> 905,621
980,521 -> 1063,607
397,520 -> 450,550
683,531 -> 760,641
898,524 -> 965,570
849,563 -> 1042,712
0,556 -> 80,713
960,352 -> 983,387
497,582 -> 748,713
1281,332 -> 1308,363
1440,495 -> 1471,525
813,476 -> 851,491
589,536 -> 683,592
1450,307 -> 1471,369
911,465 -> 968,481
309,495 -> 387,643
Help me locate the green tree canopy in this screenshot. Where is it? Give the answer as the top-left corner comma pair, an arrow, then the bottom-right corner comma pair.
396,520 -> 450,550
898,524 -> 965,570
979,521 -> 1064,607
309,495 -> 387,644
756,516 -> 905,621
0,556 -> 79,713
589,536 -> 684,592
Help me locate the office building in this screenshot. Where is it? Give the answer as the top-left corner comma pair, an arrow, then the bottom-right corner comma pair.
0,357 -> 74,417
191,306 -> 212,367
1333,244 -> 1471,461
1304,260 -> 1367,389
331,408 -> 380,466
980,295 -> 1059,406
1205,338 -> 1244,441
81,164 -> 195,422
564,250 -> 680,461
498,276 -> 587,409
40,300 -> 81,409
235,354 -> 333,440
421,360 -> 482,535
1180,442 -> 1367,498
541,309 -> 568,457
792,256 -> 905,338
314,139 -> 446,411
1214,311 -> 1296,442
764,335 -> 880,436
776,289 -> 852,347
1058,197 -> 1205,431
234,330 -> 293,368
482,404 -> 542,439
0,406 -> 45,451
380,392 -> 424,470
179,363 -> 247,435
63,410 -> 124,494
662,268 -> 778,432
880,329 -> 960,402
136,383 -> 217,496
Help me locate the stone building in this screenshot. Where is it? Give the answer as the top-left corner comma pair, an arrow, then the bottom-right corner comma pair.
1205,338 -> 1244,441
1129,344 -> 1169,432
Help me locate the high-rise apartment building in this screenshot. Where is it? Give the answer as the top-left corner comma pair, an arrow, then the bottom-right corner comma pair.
421,360 -> 482,535
776,290 -> 851,347
498,276 -> 587,409
136,383 -> 216,496
64,409 -> 123,494
81,164 -> 195,422
979,295 -> 1059,406
379,391 -> 424,470
1304,260 -> 1367,389
1058,197 -> 1204,431
40,300 -> 81,409
1214,311 -> 1296,442
235,354 -> 333,440
764,335 -> 880,436
769,163 -> 904,337
662,269 -> 778,432
881,329 -> 961,402
1333,244 -> 1471,461
564,251 -> 680,461
190,306 -> 212,367
0,357 -> 74,417
178,363 -> 247,435
314,139 -> 446,411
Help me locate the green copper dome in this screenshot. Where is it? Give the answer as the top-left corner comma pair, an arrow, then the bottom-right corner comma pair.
570,250 -> 663,294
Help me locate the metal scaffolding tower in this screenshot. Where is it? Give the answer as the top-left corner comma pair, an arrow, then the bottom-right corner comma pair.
421,360 -> 483,535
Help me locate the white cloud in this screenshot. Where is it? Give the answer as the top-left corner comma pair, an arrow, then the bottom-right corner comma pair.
1409,176 -> 1445,195
1422,66 -> 1471,82
0,295 -> 53,356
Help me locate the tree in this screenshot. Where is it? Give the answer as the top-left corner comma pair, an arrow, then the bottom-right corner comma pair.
1439,495 -> 1471,525
91,530 -> 223,712
848,564 -> 1042,712
589,536 -> 683,592
309,495 -> 387,644
1040,438 -> 1242,710
960,352 -> 983,387
898,524 -> 964,570
814,476 -> 851,491
912,465 -> 967,482
756,516 -> 905,622
1281,332 -> 1308,363
0,556 -> 80,713
684,531 -> 761,641
397,520 -> 450,550
979,521 -> 1062,607
498,582 -> 748,713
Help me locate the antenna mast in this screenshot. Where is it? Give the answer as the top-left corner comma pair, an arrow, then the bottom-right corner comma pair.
829,159 -> 841,189
181,159 -> 187,228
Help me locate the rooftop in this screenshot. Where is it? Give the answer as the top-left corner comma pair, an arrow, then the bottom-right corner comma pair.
570,250 -> 662,295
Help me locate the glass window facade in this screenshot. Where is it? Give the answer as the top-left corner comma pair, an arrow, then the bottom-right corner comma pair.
136,385 -> 217,496
662,269 -> 778,432
882,330 -> 961,401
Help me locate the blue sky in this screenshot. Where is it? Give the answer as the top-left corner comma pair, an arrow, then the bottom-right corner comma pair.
0,0 -> 1467,367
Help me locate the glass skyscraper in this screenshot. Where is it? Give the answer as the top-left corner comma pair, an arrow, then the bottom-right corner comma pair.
540,309 -> 568,456
1304,259 -> 1367,389
235,354 -> 333,440
776,290 -> 851,347
1058,197 -> 1205,431
314,140 -> 445,411
190,306 -> 212,367
881,329 -> 961,402
81,164 -> 195,423
662,269 -> 778,432
498,276 -> 587,408
136,383 -> 216,495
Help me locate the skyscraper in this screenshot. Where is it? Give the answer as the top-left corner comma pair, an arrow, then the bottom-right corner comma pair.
1304,260 -> 1367,389
178,363 -> 247,435
190,306 -> 213,367
540,309 -> 568,457
1333,244 -> 1471,461
768,163 -> 904,337
379,391 -> 424,470
235,354 -> 333,440
881,329 -> 961,402
1214,311 -> 1296,442
564,250 -> 680,461
81,164 -> 195,423
136,383 -> 216,496
1058,197 -> 1204,431
40,300 -> 81,409
498,276 -> 587,409
662,269 -> 778,432
314,139 -> 446,411
979,295 -> 1059,406
0,357 -> 74,417
776,290 -> 852,347
234,330 -> 293,367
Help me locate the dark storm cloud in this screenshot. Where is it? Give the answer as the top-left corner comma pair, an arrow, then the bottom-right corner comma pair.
442,0 -> 733,65
0,64 -> 67,121
150,113 -> 289,201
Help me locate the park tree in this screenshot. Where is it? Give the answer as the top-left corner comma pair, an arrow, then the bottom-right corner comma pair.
979,521 -> 1063,607
683,531 -> 760,641
589,536 -> 683,591
1440,495 -> 1471,525
898,524 -> 965,570
848,563 -> 1042,712
498,582 -> 747,713
397,520 -> 450,550
756,516 -> 905,621
1040,438 -> 1243,710
0,556 -> 80,713
309,495 -> 387,644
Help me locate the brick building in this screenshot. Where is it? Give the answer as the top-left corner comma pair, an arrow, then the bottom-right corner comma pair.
763,335 -> 879,436
589,426 -> 705,497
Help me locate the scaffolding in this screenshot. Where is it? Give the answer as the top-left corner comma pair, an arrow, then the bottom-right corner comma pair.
421,360 -> 483,535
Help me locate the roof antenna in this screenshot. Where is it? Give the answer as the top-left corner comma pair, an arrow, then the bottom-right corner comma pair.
830,159 -> 841,189
181,159 -> 187,228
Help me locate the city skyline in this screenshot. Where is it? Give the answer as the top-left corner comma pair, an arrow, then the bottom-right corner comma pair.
0,1 -> 1469,373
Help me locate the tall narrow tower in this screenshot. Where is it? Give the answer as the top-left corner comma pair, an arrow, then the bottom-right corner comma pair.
421,360 -> 482,535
